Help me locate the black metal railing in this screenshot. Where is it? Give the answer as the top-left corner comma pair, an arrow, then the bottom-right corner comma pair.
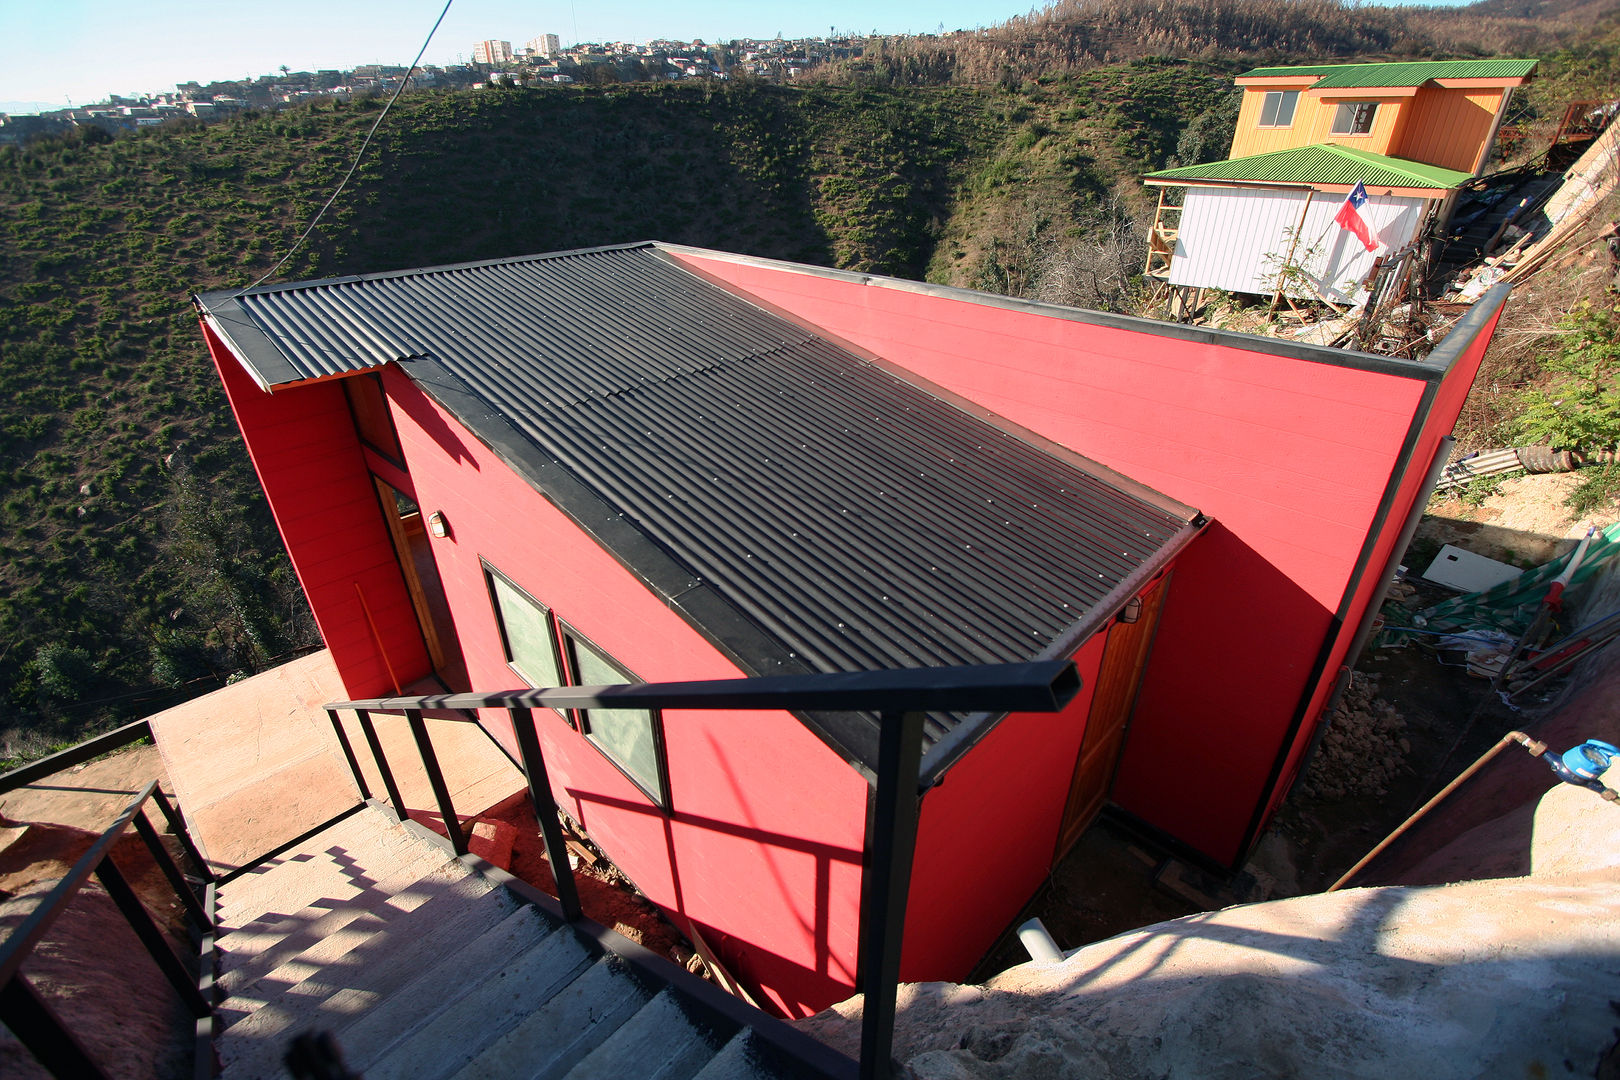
325,660 -> 1080,1080
0,719 -> 154,797
0,776 -> 216,1079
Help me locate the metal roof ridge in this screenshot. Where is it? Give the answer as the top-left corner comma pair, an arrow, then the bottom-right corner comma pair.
1236,58 -> 1538,83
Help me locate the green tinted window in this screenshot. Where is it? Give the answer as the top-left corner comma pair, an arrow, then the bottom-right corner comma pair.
489,573 -> 561,688
569,637 -> 661,802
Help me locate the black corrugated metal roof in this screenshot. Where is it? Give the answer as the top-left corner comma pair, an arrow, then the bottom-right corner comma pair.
196,243 -> 1202,778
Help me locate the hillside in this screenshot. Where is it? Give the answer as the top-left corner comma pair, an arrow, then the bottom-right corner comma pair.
817,0 -> 1618,87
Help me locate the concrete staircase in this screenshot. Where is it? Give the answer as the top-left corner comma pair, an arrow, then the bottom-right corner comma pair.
210,803 -> 840,1080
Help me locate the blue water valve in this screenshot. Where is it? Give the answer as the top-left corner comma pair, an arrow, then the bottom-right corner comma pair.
1559,739 -> 1620,783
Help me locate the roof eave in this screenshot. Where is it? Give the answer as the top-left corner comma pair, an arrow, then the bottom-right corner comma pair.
917,512 -> 1209,786
1145,176 -> 1454,198
1309,84 -> 1421,98
1235,75 -> 1321,88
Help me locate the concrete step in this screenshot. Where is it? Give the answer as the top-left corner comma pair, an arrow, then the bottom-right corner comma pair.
208,804 -> 823,1080
218,840 -> 452,995
362,927 -> 597,1080
693,1030 -> 815,1080
558,987 -> 732,1080
216,858 -> 498,1028
217,806 -> 434,925
216,879 -> 519,1078
447,954 -> 658,1080
314,904 -> 560,1070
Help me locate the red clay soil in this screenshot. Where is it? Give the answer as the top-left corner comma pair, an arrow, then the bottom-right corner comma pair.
0,819 -> 196,1080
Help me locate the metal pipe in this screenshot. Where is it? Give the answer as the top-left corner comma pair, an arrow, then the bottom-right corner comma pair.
326,708 -> 373,802
405,709 -> 466,856
510,707 -> 583,922
858,710 -> 925,1080
354,709 -> 408,821
1328,731 -> 1529,892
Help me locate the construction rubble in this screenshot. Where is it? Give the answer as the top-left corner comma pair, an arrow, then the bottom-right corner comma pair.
1296,672 -> 1409,801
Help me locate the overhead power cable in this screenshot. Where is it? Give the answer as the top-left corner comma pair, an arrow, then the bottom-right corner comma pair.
237,0 -> 455,295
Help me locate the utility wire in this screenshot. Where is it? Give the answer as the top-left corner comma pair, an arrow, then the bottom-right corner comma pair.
237,0 -> 456,295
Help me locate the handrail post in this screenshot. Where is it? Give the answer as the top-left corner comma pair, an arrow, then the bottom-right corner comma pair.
326,708 -> 372,802
0,975 -> 110,1079
354,709 -> 408,820
857,710 -> 925,1080
405,710 -> 466,856
509,707 -> 582,922
94,856 -> 212,1018
132,810 -> 212,933
148,785 -> 213,884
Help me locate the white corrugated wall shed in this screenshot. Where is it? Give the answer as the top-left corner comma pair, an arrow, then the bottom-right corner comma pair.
1168,185 -> 1433,303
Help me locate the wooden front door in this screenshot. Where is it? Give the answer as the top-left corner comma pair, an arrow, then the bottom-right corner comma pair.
1053,574 -> 1171,863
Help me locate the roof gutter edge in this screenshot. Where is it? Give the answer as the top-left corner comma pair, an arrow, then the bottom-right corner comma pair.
917,513 -> 1209,787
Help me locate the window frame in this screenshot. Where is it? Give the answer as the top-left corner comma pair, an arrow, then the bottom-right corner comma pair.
1257,90 -> 1299,129
556,619 -> 670,809
481,560 -> 568,721
1330,101 -> 1378,137
341,371 -> 406,468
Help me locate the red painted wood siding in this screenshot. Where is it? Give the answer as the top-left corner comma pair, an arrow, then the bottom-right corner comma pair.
1258,303 -> 1503,824
204,324 -> 430,697
377,367 -> 871,1018
904,629 -> 1106,981
671,253 -> 1431,866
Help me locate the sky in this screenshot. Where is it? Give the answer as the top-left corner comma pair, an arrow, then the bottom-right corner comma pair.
0,1 -> 1049,112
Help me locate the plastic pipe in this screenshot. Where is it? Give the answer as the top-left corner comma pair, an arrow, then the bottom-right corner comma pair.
1017,918 -> 1065,963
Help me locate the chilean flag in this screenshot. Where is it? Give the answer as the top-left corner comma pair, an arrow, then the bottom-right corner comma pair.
1335,182 -> 1379,252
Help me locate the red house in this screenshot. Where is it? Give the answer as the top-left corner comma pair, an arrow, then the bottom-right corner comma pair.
194,243 -> 1507,1017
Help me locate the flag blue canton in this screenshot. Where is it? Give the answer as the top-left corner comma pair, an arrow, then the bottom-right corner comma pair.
1347,182 -> 1369,209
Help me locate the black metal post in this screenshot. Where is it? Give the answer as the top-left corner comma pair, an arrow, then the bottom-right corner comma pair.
405,710 -> 466,856
132,810 -> 212,932
354,709 -> 408,820
93,857 -> 213,1018
326,708 -> 372,801
149,786 -> 213,884
509,708 -> 582,922
856,710 -> 925,1080
0,975 -> 110,1079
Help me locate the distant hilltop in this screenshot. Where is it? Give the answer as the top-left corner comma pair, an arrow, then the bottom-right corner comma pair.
0,34 -> 871,144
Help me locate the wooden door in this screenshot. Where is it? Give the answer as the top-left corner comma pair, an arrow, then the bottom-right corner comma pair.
373,477 -> 457,677
1053,574 -> 1171,863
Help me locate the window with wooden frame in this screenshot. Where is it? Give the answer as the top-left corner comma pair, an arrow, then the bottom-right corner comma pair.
557,623 -> 668,808
1330,102 -> 1378,136
342,372 -> 405,465
1258,90 -> 1298,128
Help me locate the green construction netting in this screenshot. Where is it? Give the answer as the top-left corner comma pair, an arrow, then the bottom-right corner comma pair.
1384,522 -> 1620,644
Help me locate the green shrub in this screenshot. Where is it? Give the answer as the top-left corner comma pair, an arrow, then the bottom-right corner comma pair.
1515,303 -> 1620,451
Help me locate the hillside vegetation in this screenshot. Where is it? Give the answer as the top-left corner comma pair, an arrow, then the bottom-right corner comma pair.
820,0 -> 1613,87
1,0 -> 1616,760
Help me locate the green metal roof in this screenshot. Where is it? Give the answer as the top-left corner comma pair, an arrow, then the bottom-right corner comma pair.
1144,144 -> 1473,191
1238,59 -> 1537,88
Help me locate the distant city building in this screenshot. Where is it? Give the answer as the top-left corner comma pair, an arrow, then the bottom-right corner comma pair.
473,40 -> 514,65
526,33 -> 561,59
